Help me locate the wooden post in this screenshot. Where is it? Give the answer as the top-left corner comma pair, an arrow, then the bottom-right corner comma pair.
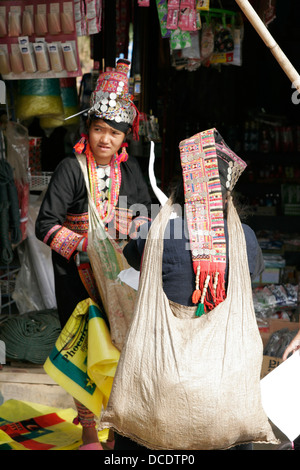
235,0 -> 300,93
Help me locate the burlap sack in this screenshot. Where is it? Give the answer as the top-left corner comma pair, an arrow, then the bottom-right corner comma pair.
100,197 -> 278,450
77,154 -> 136,351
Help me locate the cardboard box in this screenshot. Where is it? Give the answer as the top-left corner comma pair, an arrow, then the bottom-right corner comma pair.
259,318 -> 299,378
261,355 -> 282,378
259,318 -> 299,348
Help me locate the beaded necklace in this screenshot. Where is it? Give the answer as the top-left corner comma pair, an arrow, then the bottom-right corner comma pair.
86,142 -> 121,223
74,136 -> 122,224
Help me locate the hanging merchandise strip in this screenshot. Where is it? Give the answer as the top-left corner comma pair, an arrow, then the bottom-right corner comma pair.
0,0 -> 82,80
74,0 -> 102,36
160,1 -> 243,68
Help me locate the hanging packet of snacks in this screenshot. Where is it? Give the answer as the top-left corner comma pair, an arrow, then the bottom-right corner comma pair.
231,23 -> 243,67
182,30 -> 201,70
178,7 -> 197,31
196,0 -> 210,10
156,0 -> 170,38
200,22 -> 214,64
0,0 -> 82,80
0,8 -> 7,37
209,14 -> 243,67
85,0 -> 102,35
170,28 -> 192,50
166,0 -> 179,30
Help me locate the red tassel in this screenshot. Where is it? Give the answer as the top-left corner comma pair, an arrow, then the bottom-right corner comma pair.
132,103 -> 140,141
117,143 -> 129,163
192,289 -> 201,304
215,272 -> 226,304
73,134 -> 88,154
74,142 -> 85,154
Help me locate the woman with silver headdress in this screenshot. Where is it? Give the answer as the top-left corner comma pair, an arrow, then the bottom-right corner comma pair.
35,59 -> 152,449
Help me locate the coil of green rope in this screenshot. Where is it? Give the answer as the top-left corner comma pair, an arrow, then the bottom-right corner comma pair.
0,310 -> 61,364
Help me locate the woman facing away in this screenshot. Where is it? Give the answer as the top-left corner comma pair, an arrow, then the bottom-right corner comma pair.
120,128 -> 265,451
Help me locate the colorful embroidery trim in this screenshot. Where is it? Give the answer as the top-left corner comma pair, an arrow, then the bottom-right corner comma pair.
49,226 -> 84,260
179,128 -> 226,315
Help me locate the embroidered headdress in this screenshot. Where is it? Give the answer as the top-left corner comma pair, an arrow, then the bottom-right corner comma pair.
179,128 -> 247,316
74,59 -> 140,226
89,59 -> 139,140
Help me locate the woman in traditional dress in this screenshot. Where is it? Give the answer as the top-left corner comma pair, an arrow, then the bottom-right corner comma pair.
120,128 -> 265,451
35,59 -> 152,450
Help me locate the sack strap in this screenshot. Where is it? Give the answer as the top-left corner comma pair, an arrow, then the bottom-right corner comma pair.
139,199 -> 173,290
76,153 -> 106,231
141,196 -> 253,310
226,194 -> 253,298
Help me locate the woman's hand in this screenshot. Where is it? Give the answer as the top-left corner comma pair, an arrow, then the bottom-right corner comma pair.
282,329 -> 300,361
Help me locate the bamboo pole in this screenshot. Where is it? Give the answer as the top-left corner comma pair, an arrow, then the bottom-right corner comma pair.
235,0 -> 300,93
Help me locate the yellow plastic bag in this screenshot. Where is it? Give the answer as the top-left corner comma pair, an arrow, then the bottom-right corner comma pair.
44,298 -> 120,418
0,399 -> 81,450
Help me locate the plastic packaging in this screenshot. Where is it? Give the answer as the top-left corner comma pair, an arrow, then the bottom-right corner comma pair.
62,42 -> 78,71
8,11 -> 22,37
34,12 -> 47,36
6,121 -> 30,243
22,9 -> 34,36
48,11 -> 61,35
0,47 -> 10,74
61,11 -> 74,34
33,42 -> 50,73
0,13 -> 7,37
19,37 -> 37,73
12,196 -> 57,313
10,47 -> 24,74
48,42 -> 64,72
264,328 -> 298,358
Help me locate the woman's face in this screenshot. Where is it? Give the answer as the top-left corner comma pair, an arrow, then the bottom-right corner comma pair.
88,118 -> 125,165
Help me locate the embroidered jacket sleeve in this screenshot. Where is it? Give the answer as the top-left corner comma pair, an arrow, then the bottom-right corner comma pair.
35,156 -> 88,260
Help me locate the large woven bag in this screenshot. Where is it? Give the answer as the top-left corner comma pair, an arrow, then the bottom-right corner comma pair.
77,154 -> 136,351
99,197 -> 278,450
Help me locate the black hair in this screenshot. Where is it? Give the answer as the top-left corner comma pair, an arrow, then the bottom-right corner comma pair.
87,114 -> 131,135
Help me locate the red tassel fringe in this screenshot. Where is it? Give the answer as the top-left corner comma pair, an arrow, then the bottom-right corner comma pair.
192,261 -> 226,313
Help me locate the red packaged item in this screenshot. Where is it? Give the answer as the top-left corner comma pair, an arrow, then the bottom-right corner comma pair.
178,8 -> 197,31
168,0 -> 180,7
180,0 -> 195,8
167,9 -> 179,29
